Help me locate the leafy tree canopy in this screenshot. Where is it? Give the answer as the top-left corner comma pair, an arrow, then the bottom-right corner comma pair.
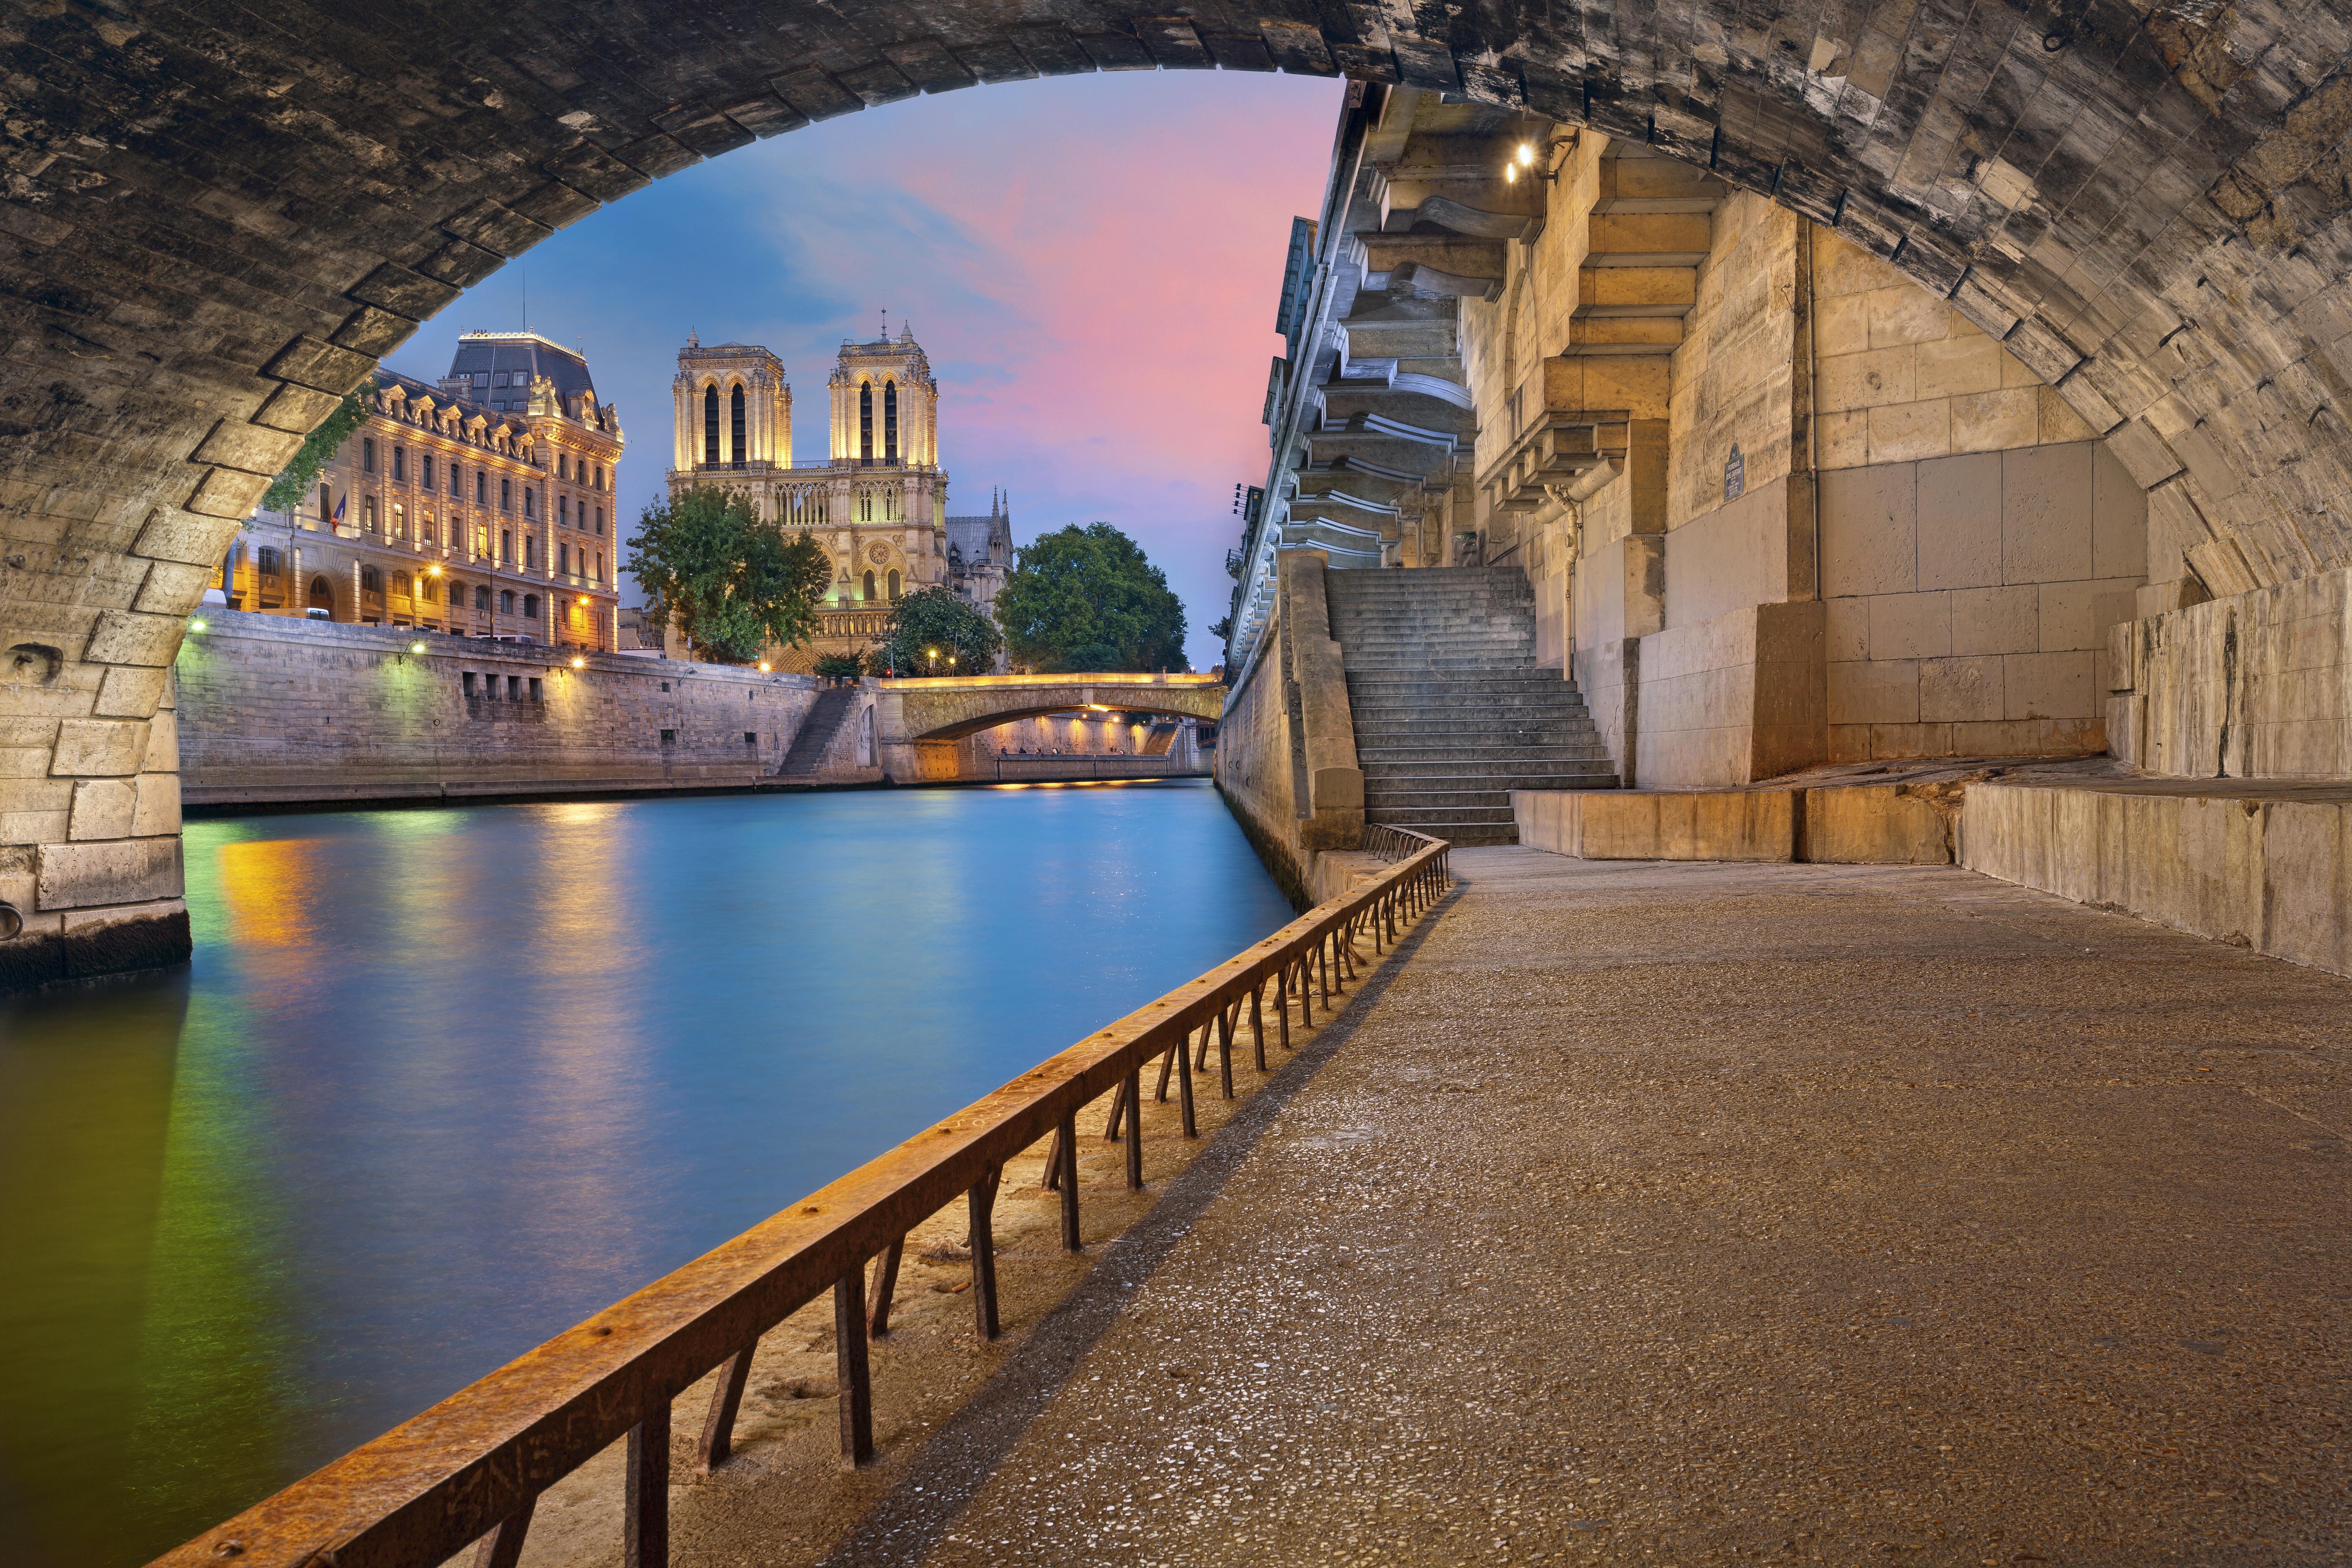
875,585 -> 1003,676
812,651 -> 868,680
259,390 -> 368,515
993,523 -> 1188,673
625,488 -> 832,664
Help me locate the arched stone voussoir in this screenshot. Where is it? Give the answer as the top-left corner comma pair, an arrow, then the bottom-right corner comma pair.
10,0 -> 2352,986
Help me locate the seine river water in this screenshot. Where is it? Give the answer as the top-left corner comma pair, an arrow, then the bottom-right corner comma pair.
0,781 -> 1295,1568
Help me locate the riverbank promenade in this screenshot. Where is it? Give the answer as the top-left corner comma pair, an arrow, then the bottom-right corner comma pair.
514,847 -> 2347,1567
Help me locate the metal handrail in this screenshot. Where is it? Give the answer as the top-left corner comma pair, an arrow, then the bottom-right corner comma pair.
152,830 -> 1453,1568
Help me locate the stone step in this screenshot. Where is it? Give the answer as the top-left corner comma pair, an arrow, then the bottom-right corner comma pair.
1359,746 -> 1613,763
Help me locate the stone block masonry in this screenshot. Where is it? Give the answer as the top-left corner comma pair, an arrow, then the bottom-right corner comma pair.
174,611 -> 881,810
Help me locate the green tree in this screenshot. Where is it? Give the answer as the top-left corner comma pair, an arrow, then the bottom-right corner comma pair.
258,390 -> 367,515
993,523 -> 1188,673
813,652 -> 867,680
874,585 -> 1004,676
625,488 -> 833,664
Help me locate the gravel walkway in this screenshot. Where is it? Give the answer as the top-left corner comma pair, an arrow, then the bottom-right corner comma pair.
674,848 -> 2352,1567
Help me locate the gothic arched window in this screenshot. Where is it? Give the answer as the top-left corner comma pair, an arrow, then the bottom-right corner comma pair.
887,568 -> 901,601
884,380 -> 898,463
862,570 -> 876,601
859,382 -> 873,464
703,383 -> 720,465
730,384 -> 746,464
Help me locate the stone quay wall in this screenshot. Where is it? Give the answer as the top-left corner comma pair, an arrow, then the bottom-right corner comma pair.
175,611 -> 880,808
1216,552 -> 1364,907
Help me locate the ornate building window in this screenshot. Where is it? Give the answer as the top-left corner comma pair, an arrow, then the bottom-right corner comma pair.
859,382 -> 873,464
363,496 -> 378,534
524,593 -> 540,620
423,510 -> 435,545
476,585 -> 491,611
501,589 -> 516,614
887,568 -> 900,601
361,565 -> 384,594
392,502 -> 405,539
862,569 -> 876,601
421,454 -> 434,489
257,547 -> 282,578
362,437 -> 376,473
884,380 -> 898,463
392,570 -> 411,598
476,471 -> 487,505
559,543 -> 569,575
704,384 -> 720,464
392,446 -> 405,482
500,477 -> 512,511
731,384 -> 746,464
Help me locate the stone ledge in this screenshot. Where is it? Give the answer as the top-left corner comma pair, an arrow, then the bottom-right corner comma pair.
1960,778 -> 2352,977
0,897 -> 189,991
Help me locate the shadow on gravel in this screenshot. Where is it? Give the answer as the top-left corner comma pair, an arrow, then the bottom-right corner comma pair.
815,880 -> 1466,1567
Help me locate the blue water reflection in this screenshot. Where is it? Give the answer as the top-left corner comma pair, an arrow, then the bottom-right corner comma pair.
0,781 -> 1293,1568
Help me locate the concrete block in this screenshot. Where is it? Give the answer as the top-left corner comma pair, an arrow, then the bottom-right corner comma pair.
1920,655 -> 2004,722
2038,577 -> 2142,652
1867,590 -> 1952,658
132,772 -> 182,837
1868,284 -> 1953,348
68,779 -> 137,840
85,610 -> 189,668
1962,781 -> 2352,977
49,718 -> 149,778
1952,584 -> 2040,655
1950,387 -> 2037,452
2002,444 -> 2094,584
1819,345 -> 1916,413
2002,650 -> 2095,720
94,664 -> 171,719
1916,451 -> 2003,590
1513,788 -> 1794,861
1915,335 -> 2003,398
35,837 -> 183,910
1828,658 -> 1919,725
2090,441 -> 2150,580
1825,595 -> 1870,660
1799,782 -> 1955,863
1820,463 -> 1918,596
1867,399 -> 1952,462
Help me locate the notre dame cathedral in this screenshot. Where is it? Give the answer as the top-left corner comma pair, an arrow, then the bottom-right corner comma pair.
664,322 -> 1012,671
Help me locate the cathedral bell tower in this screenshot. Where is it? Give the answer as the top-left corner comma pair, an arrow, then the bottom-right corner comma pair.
671,336 -> 790,474
827,325 -> 937,468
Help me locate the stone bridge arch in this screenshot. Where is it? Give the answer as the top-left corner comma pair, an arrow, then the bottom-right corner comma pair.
872,673 -> 1224,780
6,0 -> 2352,983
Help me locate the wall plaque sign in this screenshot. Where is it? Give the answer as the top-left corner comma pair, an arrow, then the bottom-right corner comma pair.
1724,443 -> 1745,502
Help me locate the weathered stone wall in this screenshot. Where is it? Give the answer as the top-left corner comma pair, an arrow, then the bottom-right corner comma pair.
174,611 -> 879,806
2108,567 -> 2352,779
1215,553 -> 1361,906
1963,778 -> 2352,977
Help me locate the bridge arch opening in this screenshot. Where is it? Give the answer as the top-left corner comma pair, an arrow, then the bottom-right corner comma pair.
5,4 -> 2351,985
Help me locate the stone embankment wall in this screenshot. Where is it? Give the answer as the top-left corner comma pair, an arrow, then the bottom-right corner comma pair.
2107,566 -> 2352,781
1216,552 -> 1363,906
176,611 -> 880,807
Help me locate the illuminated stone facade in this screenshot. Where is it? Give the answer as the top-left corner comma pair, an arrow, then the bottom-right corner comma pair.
665,326 -> 1008,670
226,330 -> 624,650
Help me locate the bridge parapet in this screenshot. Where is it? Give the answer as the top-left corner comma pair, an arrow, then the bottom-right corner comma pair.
873,674 -> 1224,783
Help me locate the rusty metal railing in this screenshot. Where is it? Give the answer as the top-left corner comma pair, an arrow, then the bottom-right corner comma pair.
153,828 -> 1452,1568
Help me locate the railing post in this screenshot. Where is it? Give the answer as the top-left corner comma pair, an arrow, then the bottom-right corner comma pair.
696,1348 -> 755,1472
1057,1108 -> 1081,1251
470,1496 -> 536,1568
867,1238 -> 903,1338
1215,1001 -> 1235,1099
1176,1019 -> 1198,1137
624,1400 -> 670,1568
835,1269 -> 875,1465
969,1165 -> 1002,1340
1250,982 -> 1267,1071
1276,967 -> 1291,1048
1123,1065 -> 1144,1188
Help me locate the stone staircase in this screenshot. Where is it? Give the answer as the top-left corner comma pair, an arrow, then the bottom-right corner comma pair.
777,686 -> 858,776
1325,567 -> 1618,845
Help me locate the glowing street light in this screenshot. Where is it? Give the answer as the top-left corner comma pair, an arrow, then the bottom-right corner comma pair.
409,640 -> 427,655
188,617 -> 207,632
570,655 -> 586,670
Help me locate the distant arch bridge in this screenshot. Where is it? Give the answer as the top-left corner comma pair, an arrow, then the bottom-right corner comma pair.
873,673 -> 1224,782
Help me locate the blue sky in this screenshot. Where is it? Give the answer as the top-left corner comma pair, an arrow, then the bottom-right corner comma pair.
386,70 -> 1342,669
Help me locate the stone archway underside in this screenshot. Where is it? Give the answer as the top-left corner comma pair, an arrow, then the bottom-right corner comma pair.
6,0 -> 2352,982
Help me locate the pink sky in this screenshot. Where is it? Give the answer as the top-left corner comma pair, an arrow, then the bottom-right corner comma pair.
389,70 -> 1344,667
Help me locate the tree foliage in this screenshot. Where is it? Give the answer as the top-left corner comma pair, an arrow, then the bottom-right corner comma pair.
992,523 -> 1188,673
624,488 -> 833,664
813,651 -> 868,680
874,585 -> 1003,676
259,391 -> 368,515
